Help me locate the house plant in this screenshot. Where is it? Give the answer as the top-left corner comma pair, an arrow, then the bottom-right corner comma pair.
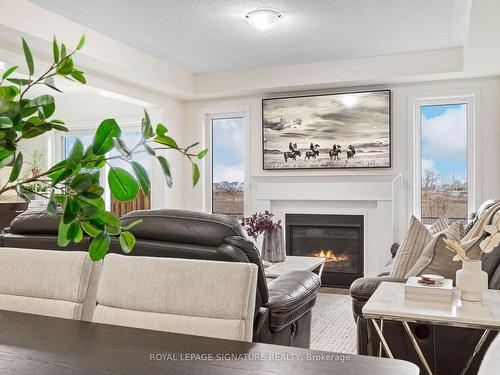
443,215 -> 499,301
0,35 -> 207,260
241,211 -> 285,263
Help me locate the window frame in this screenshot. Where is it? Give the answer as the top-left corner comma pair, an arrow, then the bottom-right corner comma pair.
411,94 -> 480,223
201,106 -> 250,216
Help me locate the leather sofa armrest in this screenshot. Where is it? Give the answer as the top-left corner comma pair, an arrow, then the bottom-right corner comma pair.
350,276 -> 406,319
265,271 -> 320,332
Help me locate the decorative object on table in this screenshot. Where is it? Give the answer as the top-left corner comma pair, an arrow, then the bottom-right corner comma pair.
444,237 -> 488,302
0,35 -> 206,261
241,211 -> 285,263
262,90 -> 391,170
405,275 -> 453,303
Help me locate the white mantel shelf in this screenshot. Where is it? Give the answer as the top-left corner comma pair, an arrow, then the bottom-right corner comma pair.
254,174 -> 402,202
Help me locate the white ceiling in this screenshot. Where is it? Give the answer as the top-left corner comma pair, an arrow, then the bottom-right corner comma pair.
29,0 -> 470,74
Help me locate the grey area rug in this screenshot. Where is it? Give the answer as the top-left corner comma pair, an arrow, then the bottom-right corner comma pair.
310,292 -> 357,354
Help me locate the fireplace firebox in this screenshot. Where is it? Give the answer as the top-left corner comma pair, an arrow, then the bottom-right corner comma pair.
285,214 -> 364,288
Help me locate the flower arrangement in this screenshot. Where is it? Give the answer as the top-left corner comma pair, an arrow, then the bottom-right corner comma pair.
480,212 -> 500,253
241,211 -> 282,240
444,212 -> 500,261
443,238 -> 472,262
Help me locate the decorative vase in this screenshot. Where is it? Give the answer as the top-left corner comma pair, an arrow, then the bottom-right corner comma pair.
456,260 -> 488,302
261,228 -> 286,263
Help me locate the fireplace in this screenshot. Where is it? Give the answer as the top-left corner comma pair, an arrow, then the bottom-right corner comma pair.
285,214 -> 364,288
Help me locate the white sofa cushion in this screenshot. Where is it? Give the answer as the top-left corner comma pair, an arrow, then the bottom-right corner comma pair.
0,247 -> 101,320
93,254 -> 257,341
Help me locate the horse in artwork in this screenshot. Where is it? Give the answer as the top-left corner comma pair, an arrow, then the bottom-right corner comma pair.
329,144 -> 342,160
346,145 -> 356,159
305,144 -> 320,160
284,149 -> 301,162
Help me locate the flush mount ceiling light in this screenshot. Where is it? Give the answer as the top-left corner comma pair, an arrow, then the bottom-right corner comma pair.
245,9 -> 282,31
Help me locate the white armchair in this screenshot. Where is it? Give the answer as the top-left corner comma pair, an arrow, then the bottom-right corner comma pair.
93,254 -> 258,341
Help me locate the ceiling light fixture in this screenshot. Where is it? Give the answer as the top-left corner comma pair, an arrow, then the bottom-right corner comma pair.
245,9 -> 282,31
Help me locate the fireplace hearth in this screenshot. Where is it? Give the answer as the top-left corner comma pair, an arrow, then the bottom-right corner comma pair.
285,214 -> 364,288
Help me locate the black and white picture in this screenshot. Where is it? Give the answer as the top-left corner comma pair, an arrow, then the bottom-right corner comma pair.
262,90 -> 391,170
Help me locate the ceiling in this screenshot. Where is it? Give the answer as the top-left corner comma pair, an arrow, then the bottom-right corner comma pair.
28,0 -> 471,74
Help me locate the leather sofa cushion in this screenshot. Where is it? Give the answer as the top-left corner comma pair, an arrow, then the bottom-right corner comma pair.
121,209 -> 248,247
8,208 -> 60,234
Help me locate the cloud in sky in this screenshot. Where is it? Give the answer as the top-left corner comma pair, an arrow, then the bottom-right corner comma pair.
213,164 -> 244,183
422,106 -> 467,161
421,104 -> 467,185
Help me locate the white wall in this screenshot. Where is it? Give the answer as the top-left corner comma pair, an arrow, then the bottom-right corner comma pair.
183,76 -> 500,241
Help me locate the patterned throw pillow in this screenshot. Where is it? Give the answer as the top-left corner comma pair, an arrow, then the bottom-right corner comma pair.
405,223 -> 471,280
390,215 -> 433,279
429,218 -> 450,235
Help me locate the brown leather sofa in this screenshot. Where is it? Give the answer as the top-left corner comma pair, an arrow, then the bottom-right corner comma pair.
350,200 -> 500,374
0,208 -> 321,348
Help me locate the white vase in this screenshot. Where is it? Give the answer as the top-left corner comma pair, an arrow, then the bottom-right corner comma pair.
456,260 -> 488,302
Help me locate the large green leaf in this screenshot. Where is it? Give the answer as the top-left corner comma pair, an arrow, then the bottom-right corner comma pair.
26,95 -> 54,108
0,117 -> 13,129
63,198 -> 79,224
67,221 -> 83,243
157,156 -> 173,188
0,150 -> 14,168
154,135 -> 178,148
108,167 -> 139,201
192,163 -> 200,186
119,231 -> 136,254
156,123 -> 168,136
141,110 -> 153,139
8,152 -> 22,182
131,161 -> 150,195
66,138 -> 84,170
77,196 -> 105,217
76,34 -> 86,50
197,148 -> 209,159
52,36 -> 59,63
69,173 -> 93,193
89,232 -> 110,261
22,38 -> 34,76
2,66 -> 18,80
92,119 -> 121,155
81,221 -> 101,237
57,220 -> 70,247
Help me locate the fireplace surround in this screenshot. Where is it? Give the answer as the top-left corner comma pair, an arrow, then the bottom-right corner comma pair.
285,214 -> 364,287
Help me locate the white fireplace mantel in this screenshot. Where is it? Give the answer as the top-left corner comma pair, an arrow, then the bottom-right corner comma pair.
251,174 -> 403,277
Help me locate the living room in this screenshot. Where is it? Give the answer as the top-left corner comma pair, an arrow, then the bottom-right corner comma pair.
0,1 -> 499,374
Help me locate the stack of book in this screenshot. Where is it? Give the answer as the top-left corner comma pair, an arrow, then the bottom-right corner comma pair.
405,276 -> 453,303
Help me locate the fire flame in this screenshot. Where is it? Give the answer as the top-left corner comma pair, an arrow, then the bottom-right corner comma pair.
315,250 -> 349,263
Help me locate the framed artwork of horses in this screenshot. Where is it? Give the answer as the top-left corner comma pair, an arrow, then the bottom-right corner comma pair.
262,90 -> 391,170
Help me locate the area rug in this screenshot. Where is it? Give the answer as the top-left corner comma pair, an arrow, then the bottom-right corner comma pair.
310,292 -> 357,354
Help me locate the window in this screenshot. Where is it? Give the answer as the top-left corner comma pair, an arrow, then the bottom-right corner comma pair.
418,102 -> 469,224
211,117 -> 245,216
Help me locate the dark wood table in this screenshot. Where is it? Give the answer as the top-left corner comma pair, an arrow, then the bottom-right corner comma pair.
0,310 -> 418,374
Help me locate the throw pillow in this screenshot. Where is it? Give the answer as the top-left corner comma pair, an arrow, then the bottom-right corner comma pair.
429,218 -> 450,236
390,215 -> 433,279
405,223 -> 479,280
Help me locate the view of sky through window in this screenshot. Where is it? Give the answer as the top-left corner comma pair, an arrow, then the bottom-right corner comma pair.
212,117 -> 244,216
421,103 -> 468,223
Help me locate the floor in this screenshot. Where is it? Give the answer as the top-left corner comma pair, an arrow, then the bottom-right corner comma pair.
310,289 -> 357,354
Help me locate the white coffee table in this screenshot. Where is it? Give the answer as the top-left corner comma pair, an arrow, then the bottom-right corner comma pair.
362,281 -> 500,375
264,256 -> 325,279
